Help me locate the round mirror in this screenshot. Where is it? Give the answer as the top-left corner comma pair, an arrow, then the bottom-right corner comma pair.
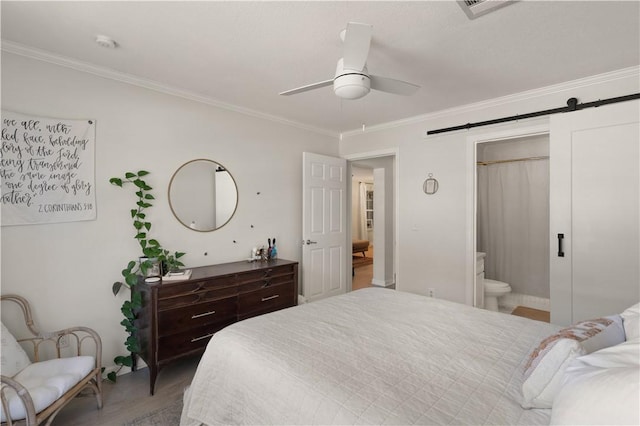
168,159 -> 238,232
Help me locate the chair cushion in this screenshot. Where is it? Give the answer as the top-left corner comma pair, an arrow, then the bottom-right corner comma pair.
352,240 -> 369,252
0,356 -> 95,422
1,322 -> 32,377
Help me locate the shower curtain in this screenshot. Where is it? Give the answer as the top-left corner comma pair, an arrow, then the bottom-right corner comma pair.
477,159 -> 550,298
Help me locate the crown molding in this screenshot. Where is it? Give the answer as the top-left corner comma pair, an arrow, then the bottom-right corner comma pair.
4,40 -> 637,141
340,65 -> 640,138
1,40 -> 338,139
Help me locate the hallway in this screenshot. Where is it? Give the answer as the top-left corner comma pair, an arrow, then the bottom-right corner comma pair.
352,246 -> 373,290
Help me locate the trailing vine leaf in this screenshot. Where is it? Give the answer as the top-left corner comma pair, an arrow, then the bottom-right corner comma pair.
108,170 -> 186,383
125,273 -> 138,287
112,282 -> 123,296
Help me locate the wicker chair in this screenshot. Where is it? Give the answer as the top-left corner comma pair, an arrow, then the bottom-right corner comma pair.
0,294 -> 103,425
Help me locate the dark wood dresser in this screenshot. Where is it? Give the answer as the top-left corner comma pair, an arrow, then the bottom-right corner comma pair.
134,258 -> 298,394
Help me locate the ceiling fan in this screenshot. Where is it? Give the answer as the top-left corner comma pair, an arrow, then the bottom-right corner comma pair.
279,22 -> 420,100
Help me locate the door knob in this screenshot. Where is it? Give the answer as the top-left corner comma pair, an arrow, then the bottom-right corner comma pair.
304,239 -> 317,245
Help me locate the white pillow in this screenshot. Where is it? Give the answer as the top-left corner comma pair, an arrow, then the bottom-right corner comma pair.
550,339 -> 640,425
0,322 -> 32,377
521,315 -> 626,408
621,302 -> 640,341
569,337 -> 640,369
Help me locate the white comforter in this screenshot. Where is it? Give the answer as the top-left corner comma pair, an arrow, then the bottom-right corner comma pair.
181,288 -> 559,425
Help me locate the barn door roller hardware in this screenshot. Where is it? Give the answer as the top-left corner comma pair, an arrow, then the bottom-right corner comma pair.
426,93 -> 640,136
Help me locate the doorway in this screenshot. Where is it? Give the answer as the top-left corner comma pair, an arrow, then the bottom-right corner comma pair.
475,134 -> 550,316
351,165 -> 374,289
347,153 -> 396,292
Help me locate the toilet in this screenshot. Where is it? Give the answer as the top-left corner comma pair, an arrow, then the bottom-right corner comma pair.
484,278 -> 512,312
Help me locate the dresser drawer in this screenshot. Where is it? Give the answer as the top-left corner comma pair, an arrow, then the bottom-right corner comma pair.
237,273 -> 294,293
158,320 -> 234,361
157,285 -> 238,310
237,282 -> 294,316
158,275 -> 237,299
158,297 -> 237,335
235,268 -> 276,284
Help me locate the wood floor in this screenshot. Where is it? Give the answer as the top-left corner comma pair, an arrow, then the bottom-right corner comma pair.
352,246 -> 374,291
511,305 -> 551,322
352,265 -> 374,291
52,354 -> 200,425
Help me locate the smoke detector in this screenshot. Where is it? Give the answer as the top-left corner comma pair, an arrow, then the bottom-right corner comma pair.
95,35 -> 117,48
458,0 -> 516,19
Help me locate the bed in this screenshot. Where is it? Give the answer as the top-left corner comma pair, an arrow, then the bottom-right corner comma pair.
180,288 -> 639,425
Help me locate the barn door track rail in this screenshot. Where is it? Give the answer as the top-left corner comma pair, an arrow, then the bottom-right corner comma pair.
426,93 -> 640,136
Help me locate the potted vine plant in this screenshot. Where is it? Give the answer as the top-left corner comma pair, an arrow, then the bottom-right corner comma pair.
108,170 -> 185,382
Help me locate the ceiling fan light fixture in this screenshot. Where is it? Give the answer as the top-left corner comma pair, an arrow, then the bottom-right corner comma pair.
333,74 -> 370,100
279,21 -> 419,100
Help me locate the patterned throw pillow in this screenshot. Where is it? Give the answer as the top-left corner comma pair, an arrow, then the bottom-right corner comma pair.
521,315 -> 625,409
1,322 -> 32,377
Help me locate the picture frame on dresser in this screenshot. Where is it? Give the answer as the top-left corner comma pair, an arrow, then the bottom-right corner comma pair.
133,258 -> 298,394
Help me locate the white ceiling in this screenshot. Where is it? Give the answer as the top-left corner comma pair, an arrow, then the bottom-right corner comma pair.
2,1 -> 639,136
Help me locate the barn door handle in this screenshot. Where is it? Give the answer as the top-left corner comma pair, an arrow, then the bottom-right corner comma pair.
557,233 -> 565,257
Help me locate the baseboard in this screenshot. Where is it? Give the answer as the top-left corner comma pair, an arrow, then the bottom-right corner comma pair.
371,278 -> 395,288
501,292 -> 550,311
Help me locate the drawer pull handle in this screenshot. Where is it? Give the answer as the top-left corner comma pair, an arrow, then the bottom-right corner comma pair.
261,295 -> 279,302
191,333 -> 215,343
191,310 -> 216,319
262,279 -> 272,288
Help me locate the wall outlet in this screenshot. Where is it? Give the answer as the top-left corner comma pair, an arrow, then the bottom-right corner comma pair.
427,288 -> 436,298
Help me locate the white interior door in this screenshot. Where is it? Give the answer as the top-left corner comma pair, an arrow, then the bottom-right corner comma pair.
302,152 -> 348,302
550,100 -> 640,325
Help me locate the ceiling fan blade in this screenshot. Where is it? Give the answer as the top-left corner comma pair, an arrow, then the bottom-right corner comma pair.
279,79 -> 334,96
370,75 -> 420,96
342,22 -> 372,71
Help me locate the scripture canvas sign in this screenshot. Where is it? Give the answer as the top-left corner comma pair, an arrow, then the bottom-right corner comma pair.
1,110 -> 96,226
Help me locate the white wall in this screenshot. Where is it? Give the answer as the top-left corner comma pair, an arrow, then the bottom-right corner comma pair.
477,134 -> 549,161
372,165 -> 394,287
0,52 -> 338,372
340,67 -> 640,304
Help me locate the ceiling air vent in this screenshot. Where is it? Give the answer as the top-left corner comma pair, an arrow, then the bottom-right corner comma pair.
458,0 -> 516,19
